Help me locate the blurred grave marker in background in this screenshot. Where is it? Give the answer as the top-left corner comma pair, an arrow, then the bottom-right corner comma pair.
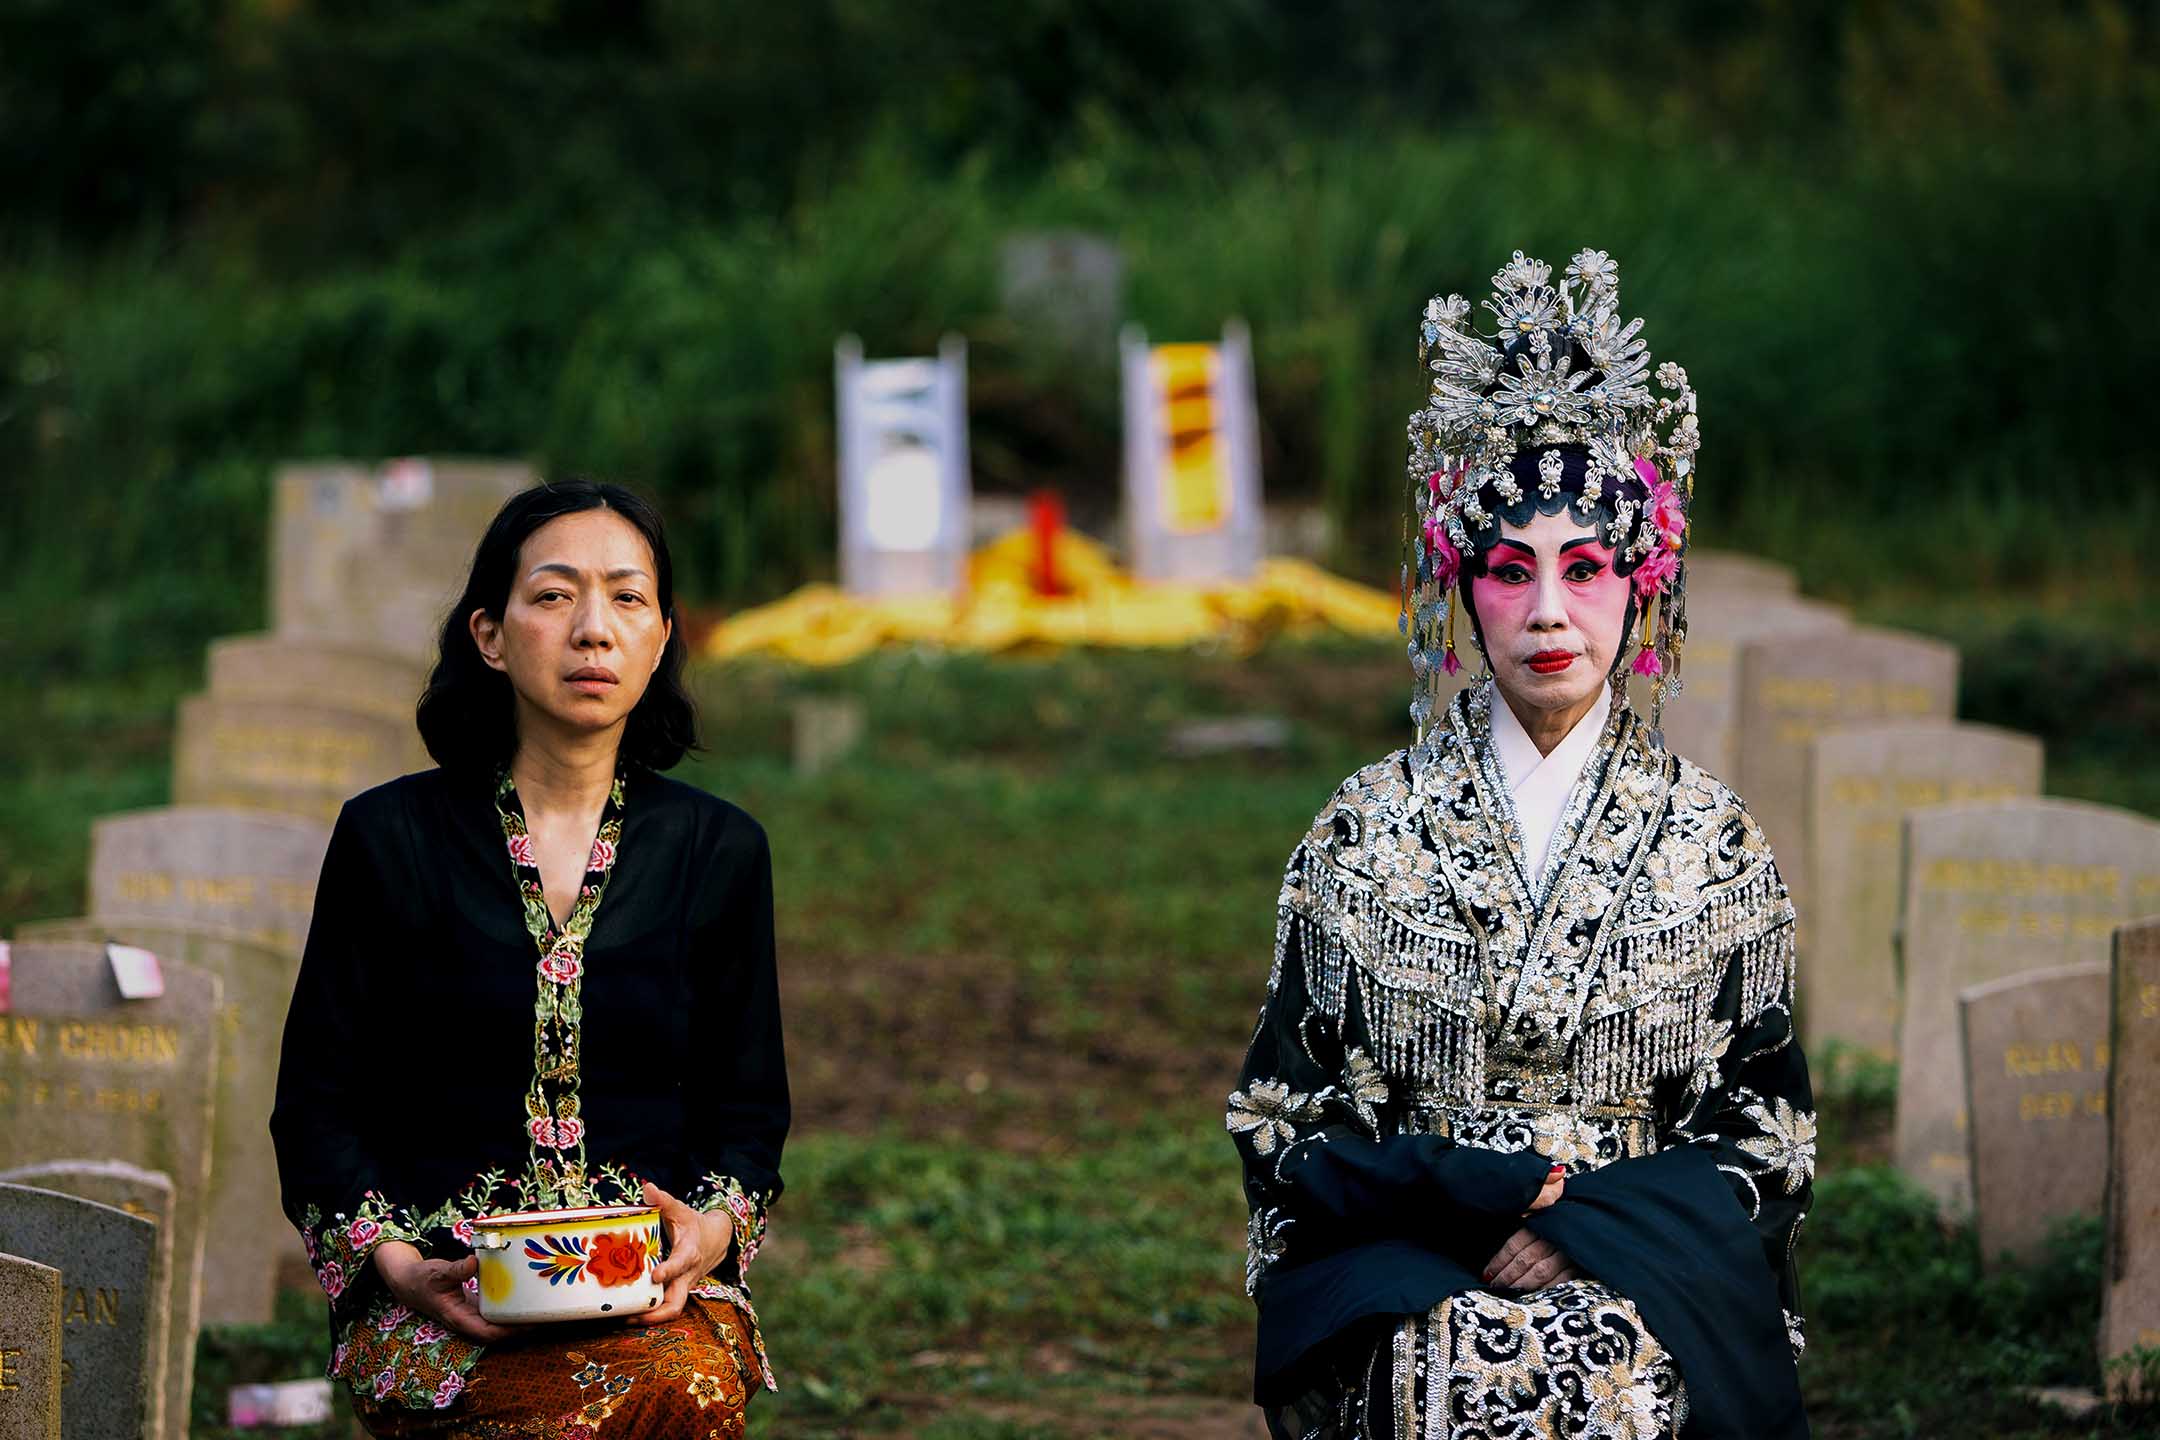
1804,722 -> 2043,1059
2103,918 -> 2160,1402
0,943 -> 220,1440
1735,625 -> 1957,916
792,698 -> 868,777
204,635 -> 427,723
999,231 -> 1123,368
1120,322 -> 1262,583
1959,962 -> 2111,1266
272,458 -> 531,662
1892,801 -> 2160,1214
0,1251 -> 62,1440
7,923 -> 300,1327
78,808 -> 328,959
0,1185 -> 159,1440
835,336 -> 972,598
0,1162 -> 173,1439
173,696 -> 427,825
1631,592 -> 1845,783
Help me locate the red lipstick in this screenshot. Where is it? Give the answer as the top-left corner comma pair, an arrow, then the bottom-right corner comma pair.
1526,651 -> 1575,675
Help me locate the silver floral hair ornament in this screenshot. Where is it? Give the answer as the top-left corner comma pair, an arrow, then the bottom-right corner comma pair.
1402,248 -> 1699,745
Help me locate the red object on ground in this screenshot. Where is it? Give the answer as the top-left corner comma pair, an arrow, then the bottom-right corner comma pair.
1031,491 -> 1066,596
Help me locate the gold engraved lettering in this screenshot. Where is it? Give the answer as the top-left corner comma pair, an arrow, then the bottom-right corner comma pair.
1922,859 -> 2122,899
2141,983 -> 2160,1021
111,871 -> 175,904
180,875 -> 256,908
2004,1041 -> 2084,1077
0,1018 -> 40,1057
55,1023 -> 180,1067
60,1287 -> 121,1328
2021,1091 -> 2077,1122
0,1346 -> 19,1392
1831,778 -> 1885,807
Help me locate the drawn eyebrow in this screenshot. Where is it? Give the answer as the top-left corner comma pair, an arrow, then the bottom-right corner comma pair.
1488,540 -> 1537,560
527,563 -> 652,582
1559,538 -> 1607,555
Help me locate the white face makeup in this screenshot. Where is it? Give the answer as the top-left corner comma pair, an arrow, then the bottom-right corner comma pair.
469,509 -> 673,744
1467,507 -> 1631,739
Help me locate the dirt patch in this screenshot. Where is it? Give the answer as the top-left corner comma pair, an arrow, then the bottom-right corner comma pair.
781,950 -> 1247,1145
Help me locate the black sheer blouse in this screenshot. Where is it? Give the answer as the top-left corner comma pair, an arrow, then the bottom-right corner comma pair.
270,763 -> 789,1406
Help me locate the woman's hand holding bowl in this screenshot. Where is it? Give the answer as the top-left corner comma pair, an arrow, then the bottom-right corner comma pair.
635,1180 -> 734,1325
371,1241 -> 515,1344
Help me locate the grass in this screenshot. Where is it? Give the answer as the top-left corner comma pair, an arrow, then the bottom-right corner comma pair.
7,627 -> 2158,1437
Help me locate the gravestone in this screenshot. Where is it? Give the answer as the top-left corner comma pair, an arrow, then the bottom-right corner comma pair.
834,336 -> 973,598
4,923 -> 292,1326
0,1253 -> 61,1440
172,696 -> 426,825
1803,722 -> 2043,1058
0,1165 -> 170,1440
1959,963 -> 2111,1266
205,634 -> 428,723
1892,801 -> 2160,1214
271,458 -> 531,662
0,943 -> 219,1439
792,699 -> 867,778
0,1186 -> 158,1440
79,807 -> 329,957
1120,321 -> 1263,583
1735,624 -> 1957,917
1637,595 -> 1846,783
2103,918 -> 2160,1403
1680,550 -> 1797,600
999,231 -> 1123,366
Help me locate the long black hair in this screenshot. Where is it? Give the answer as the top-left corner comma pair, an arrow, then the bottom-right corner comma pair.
415,479 -> 701,776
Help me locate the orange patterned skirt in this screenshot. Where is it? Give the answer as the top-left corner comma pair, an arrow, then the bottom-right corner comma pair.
351,1298 -> 757,1440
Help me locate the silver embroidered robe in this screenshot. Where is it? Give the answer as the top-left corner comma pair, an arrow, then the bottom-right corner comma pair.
1229,686 -> 1815,1440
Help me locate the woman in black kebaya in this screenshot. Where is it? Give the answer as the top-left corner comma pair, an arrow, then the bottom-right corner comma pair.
272,480 -> 788,1437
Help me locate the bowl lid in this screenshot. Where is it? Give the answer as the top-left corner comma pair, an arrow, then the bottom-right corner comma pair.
471,1203 -> 658,1229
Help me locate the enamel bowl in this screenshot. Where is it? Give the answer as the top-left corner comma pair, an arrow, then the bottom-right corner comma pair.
469,1203 -> 665,1324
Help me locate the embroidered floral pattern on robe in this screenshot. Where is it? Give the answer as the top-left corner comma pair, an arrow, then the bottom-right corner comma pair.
1230,685 -> 1815,1439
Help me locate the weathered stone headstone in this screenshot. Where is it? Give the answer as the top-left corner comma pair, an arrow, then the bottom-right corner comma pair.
78,807 -> 329,957
0,943 -> 219,1439
1121,321 -> 1263,583
1735,624 -> 1957,917
271,457 -> 530,662
1892,801 -> 2160,1214
0,1165 -> 171,1440
1803,721 -> 2043,1058
792,699 -> 867,778
1681,550 -> 1798,600
999,230 -> 1124,365
2103,918 -> 2160,1403
0,1186 -> 158,1440
0,1252 -> 61,1440
1959,963 -> 2111,1266
172,696 -> 426,825
1637,595 -> 1846,783
204,634 -> 428,723
834,336 -> 973,598
4,923 -> 291,1326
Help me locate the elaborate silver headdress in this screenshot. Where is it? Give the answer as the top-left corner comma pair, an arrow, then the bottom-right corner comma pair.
1402,248 -> 1699,744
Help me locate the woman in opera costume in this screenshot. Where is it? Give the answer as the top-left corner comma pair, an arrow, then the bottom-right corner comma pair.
1228,250 -> 1815,1440
273,481 -> 788,1438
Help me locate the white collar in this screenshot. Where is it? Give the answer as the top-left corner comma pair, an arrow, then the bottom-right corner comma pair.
1489,681 -> 1613,886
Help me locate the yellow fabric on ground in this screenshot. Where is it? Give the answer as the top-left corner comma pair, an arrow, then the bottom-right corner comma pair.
701,528 -> 1400,665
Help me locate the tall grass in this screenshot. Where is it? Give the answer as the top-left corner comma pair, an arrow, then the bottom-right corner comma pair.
3,115 -> 2152,684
